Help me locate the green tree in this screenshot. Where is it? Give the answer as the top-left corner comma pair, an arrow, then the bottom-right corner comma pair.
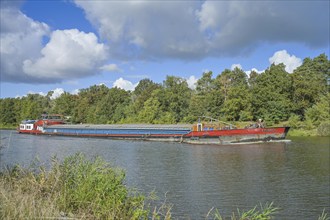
138,96 -> 161,123
93,87 -> 131,124
79,84 -> 109,105
0,98 -> 17,125
52,92 -> 77,117
196,71 -> 214,95
305,94 -> 330,127
72,96 -> 89,123
250,64 -> 292,123
187,72 -> 213,121
292,54 -> 330,117
19,94 -> 48,121
215,68 -> 252,121
187,71 -> 225,122
132,78 -> 161,114
162,76 -> 192,123
72,85 -> 109,123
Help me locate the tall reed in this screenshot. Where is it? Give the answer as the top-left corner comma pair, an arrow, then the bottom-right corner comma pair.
0,153 -> 158,219
207,202 -> 279,220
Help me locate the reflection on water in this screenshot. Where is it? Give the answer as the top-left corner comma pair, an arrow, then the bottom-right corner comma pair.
0,130 -> 329,219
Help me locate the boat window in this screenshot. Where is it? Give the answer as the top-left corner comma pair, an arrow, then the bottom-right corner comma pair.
26,125 -> 33,130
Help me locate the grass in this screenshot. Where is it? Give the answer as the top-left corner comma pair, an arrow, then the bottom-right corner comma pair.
287,128 -> 318,137
0,153 -> 171,219
319,209 -> 330,220
208,202 -> 279,220
0,154 -> 328,219
0,123 -> 16,130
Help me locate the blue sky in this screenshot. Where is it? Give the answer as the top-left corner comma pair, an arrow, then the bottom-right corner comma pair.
1,0 -> 329,98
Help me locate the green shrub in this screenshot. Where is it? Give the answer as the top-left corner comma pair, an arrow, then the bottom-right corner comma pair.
288,114 -> 302,129
302,117 -> 315,130
57,153 -> 148,219
305,94 -> 330,127
317,121 -> 330,136
239,110 -> 253,121
0,153 -> 157,219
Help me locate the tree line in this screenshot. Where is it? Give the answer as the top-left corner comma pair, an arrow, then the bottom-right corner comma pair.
1,54 -> 329,132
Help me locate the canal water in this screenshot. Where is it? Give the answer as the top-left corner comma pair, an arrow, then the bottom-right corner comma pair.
0,130 -> 329,219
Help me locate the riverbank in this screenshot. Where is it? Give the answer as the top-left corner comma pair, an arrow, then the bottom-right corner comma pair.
0,124 -> 16,130
0,153 -> 287,220
0,153 -> 167,219
2,153 -> 327,220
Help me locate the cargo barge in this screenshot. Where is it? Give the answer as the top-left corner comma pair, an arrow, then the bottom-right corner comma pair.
18,114 -> 290,145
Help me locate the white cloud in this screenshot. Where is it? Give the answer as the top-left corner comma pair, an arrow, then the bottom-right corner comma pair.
50,88 -> 65,100
113,77 -> 137,91
186,75 -> 198,90
231,64 -> 242,70
71,89 -> 80,95
0,4 -> 109,84
126,74 -> 149,79
27,91 -> 46,96
100,63 -> 122,72
75,1 -> 206,59
26,88 -> 63,99
23,29 -> 108,82
0,4 -> 50,83
75,1 -> 328,59
195,1 -> 329,55
269,50 -> 302,73
195,1 -> 218,32
229,64 -> 264,77
20,88 -> 79,99
245,68 -> 265,77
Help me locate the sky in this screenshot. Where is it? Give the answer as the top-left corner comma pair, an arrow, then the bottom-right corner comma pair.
0,0 -> 329,99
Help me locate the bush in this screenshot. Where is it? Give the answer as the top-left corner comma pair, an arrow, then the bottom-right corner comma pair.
0,153 -> 162,219
302,117 -> 315,130
239,110 -> 253,121
317,121 -> 330,136
305,94 -> 330,127
57,154 -> 148,219
288,114 -> 302,129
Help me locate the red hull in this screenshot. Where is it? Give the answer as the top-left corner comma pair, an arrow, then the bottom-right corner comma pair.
18,130 -> 41,135
183,127 -> 290,144
185,127 -> 288,137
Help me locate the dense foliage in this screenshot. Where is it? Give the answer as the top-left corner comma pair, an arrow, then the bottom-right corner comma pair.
1,54 -> 329,134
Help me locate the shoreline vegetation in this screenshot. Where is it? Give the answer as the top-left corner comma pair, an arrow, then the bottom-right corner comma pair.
1,54 -> 329,137
1,153 -> 328,220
